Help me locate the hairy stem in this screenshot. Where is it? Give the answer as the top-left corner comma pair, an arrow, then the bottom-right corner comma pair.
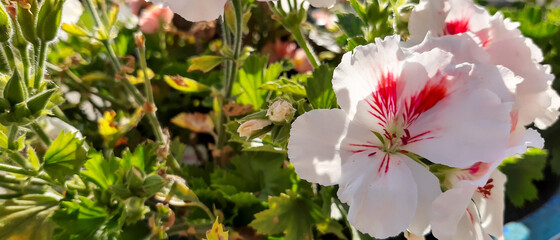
217,0 -> 243,149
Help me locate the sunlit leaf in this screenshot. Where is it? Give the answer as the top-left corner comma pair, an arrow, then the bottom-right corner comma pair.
164,75 -> 210,93
188,55 -> 226,73
43,131 -> 87,182
499,148 -> 547,207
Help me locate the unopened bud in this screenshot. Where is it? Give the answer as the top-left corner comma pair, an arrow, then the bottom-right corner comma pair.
266,99 -> 295,123
4,71 -> 28,105
134,31 -> 146,49
237,119 -> 271,138
0,5 -> 12,42
16,0 -> 38,44
27,88 -> 55,114
36,0 -> 64,42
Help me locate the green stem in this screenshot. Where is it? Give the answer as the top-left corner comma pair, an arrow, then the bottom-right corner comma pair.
0,163 -> 32,175
31,122 -> 52,146
217,0 -> 243,149
7,124 -> 18,150
6,151 -> 36,173
19,45 -> 31,87
86,0 -> 165,145
47,63 -> 126,109
0,42 -> 14,72
33,41 -> 48,88
138,39 -> 164,143
291,26 -> 320,68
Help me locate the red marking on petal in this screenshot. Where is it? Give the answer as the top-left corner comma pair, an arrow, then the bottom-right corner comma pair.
378,153 -> 391,174
367,72 -> 398,128
510,110 -> 519,133
403,75 -> 448,127
466,209 -> 475,224
445,18 -> 470,35
463,162 -> 491,178
477,178 -> 495,199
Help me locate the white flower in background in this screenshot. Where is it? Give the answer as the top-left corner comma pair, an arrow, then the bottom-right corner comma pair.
409,0 -> 560,130
44,117 -> 83,139
149,0 -> 228,22
288,35 -> 516,238
150,0 -> 335,22
432,170 -> 507,240
58,0 -> 84,40
267,99 -> 295,123
237,119 -> 271,138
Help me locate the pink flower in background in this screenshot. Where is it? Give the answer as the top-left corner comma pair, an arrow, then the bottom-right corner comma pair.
128,0 -> 144,14
138,5 -> 174,34
409,0 -> 560,130
288,35 -> 516,238
262,39 -> 297,63
291,48 -> 313,73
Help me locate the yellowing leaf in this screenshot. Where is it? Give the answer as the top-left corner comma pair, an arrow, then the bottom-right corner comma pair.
171,112 -> 216,137
61,23 -> 91,37
164,75 -> 210,93
98,111 -> 119,137
188,55 -> 225,73
204,218 -> 228,240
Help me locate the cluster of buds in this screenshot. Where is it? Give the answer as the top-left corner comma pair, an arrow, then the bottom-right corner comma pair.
236,99 -> 295,140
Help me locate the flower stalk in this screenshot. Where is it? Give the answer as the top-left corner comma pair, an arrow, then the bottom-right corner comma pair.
217,0 -> 244,149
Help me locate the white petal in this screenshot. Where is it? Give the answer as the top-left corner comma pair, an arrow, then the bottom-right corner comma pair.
288,109 -> 346,185
453,205 -> 493,240
404,157 -> 442,235
431,181 -> 478,240
407,84 -> 512,168
306,0 -> 336,8
473,170 -> 506,239
151,0 -> 227,22
337,154 -> 417,238
408,0 -> 446,40
288,109 -> 372,185
332,35 -> 404,117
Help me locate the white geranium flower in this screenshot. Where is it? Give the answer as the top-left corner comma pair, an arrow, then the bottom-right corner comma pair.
58,0 -> 84,40
432,170 -> 507,240
409,0 -> 560,129
150,0 -> 334,22
288,35 -> 516,238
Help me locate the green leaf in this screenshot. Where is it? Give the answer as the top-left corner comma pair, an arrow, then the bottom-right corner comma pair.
233,54 -> 281,110
337,13 -> 364,38
188,55 -> 226,73
499,148 -> 547,207
306,65 -> 337,109
81,152 -> 121,189
52,197 -> 108,239
43,131 -> 87,182
61,23 -> 91,37
211,152 -> 293,199
0,194 -> 59,240
249,191 -> 322,240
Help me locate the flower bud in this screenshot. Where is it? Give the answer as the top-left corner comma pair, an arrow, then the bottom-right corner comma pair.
16,0 -> 38,44
266,99 -> 295,123
3,71 -> 28,106
237,119 -> 272,138
36,0 -> 64,42
0,5 -> 12,42
27,88 -> 55,114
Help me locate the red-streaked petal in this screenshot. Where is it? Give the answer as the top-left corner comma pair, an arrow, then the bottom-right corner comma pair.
337,153 -> 418,238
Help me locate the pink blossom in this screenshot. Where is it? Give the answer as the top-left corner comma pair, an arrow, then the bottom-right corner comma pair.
262,39 -> 297,63
138,5 -> 174,34
291,49 -> 313,73
128,0 -> 145,14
